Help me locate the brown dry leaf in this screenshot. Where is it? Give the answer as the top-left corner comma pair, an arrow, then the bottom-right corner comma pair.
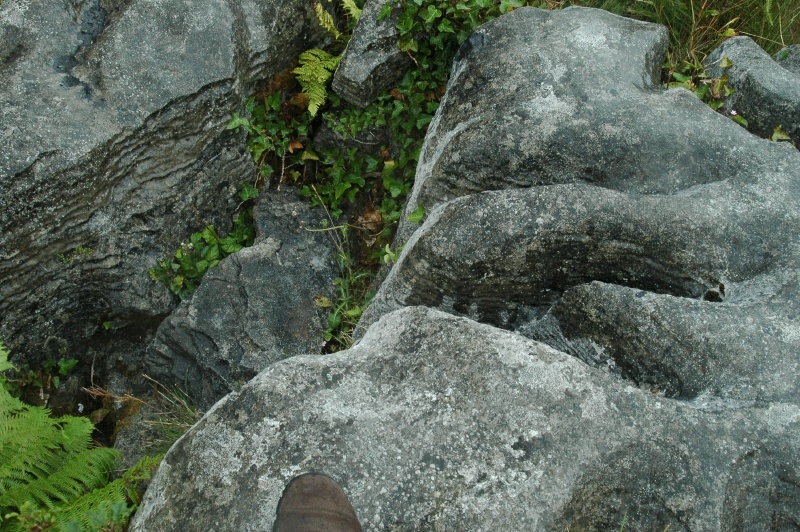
288,140 -> 304,153
288,92 -> 310,110
357,208 -> 383,233
390,88 -> 403,100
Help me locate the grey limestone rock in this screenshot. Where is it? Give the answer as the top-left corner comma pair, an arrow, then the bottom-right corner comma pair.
132,307 -> 800,530
360,7 -> 800,408
145,190 -> 338,409
396,6 -> 673,245
705,36 -> 800,145
132,6 -> 800,528
774,44 -> 800,74
0,0 -> 324,372
332,0 -> 411,108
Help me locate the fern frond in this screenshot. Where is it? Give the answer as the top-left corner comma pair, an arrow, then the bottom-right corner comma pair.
315,3 -> 341,39
0,440 -> 116,512
0,385 -> 127,528
54,478 -> 128,530
340,0 -> 362,22
293,48 -> 342,117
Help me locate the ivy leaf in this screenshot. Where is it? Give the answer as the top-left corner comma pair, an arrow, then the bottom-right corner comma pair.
416,115 -> 433,129
406,204 -> 426,223
378,2 -> 392,20
334,182 -> 351,200
301,147 -> 320,161
400,37 -> 418,52
438,19 -> 455,33
421,5 -> 442,24
771,124 -> 791,141
226,113 -> 249,130
239,182 -> 259,202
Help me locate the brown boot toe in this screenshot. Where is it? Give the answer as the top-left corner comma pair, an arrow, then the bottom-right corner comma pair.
273,473 -> 362,532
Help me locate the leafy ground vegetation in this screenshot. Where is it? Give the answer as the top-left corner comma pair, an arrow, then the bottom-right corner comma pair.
0,343 -> 160,531
2,0 -> 797,529
1,342 -> 186,531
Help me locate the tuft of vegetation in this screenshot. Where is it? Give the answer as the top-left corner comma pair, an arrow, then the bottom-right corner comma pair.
149,208 -> 255,299
1,352 -> 78,406
0,343 -> 143,531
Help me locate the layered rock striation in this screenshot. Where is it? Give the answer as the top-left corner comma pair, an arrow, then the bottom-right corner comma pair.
0,0 -> 324,372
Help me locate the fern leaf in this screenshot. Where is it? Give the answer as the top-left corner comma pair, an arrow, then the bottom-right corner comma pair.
340,0 -> 362,21
315,3 -> 341,39
293,48 -> 342,117
0,384 -> 124,526
54,479 -> 129,530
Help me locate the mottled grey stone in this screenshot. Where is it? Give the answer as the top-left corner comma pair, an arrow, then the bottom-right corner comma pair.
332,0 -> 411,108
543,273 -> 800,403
0,0 -> 324,372
132,307 -> 800,531
705,36 -> 800,144
146,190 -> 338,409
397,6 -> 674,244
774,44 -> 800,74
360,7 -> 800,408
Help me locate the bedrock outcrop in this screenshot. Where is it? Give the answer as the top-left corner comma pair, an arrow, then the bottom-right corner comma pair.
705,36 -> 800,145
146,190 -> 338,409
0,0 -> 323,372
132,307 -> 800,530
363,6 -> 800,405
135,6 -> 800,530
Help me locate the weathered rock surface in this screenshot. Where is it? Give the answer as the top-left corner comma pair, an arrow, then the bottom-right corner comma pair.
775,44 -> 800,74
361,8 -> 800,408
132,307 -> 800,531
332,0 -> 411,108
396,6 -> 673,243
129,6 -> 800,529
0,0 -> 323,371
146,190 -> 338,409
705,36 -> 800,145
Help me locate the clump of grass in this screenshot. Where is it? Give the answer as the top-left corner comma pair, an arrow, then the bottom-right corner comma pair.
83,374 -> 203,456
570,0 -> 800,73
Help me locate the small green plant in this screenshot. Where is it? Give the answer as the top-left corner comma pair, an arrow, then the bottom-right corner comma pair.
300,147 -> 377,219
227,93 -> 314,183
149,208 -> 255,299
1,348 -> 79,404
84,375 -> 202,457
294,49 -> 342,117
306,190 -> 373,351
56,246 -> 94,264
665,56 -> 749,127
293,1 -> 363,116
0,344 -> 137,531
771,124 -> 792,142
